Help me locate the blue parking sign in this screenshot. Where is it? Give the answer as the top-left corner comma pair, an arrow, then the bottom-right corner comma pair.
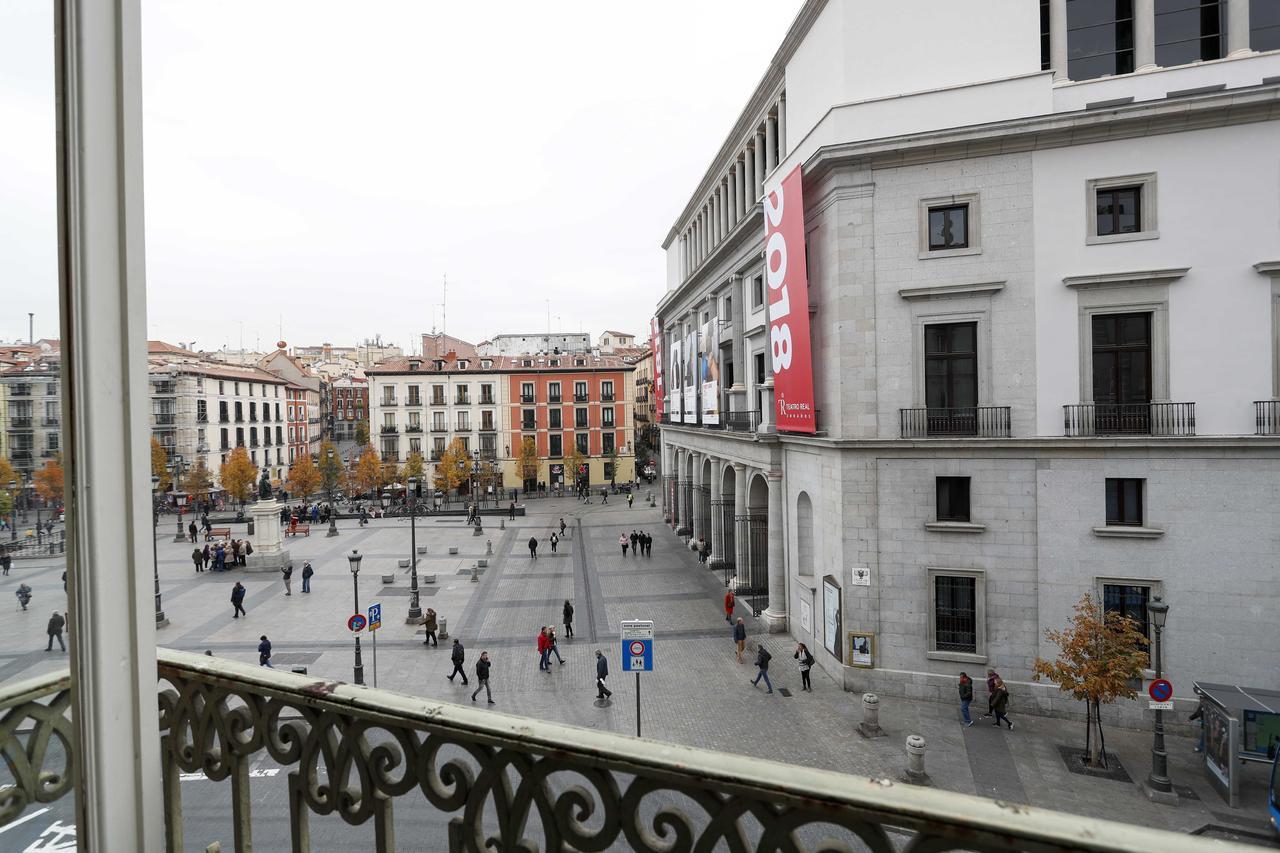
367,602 -> 382,631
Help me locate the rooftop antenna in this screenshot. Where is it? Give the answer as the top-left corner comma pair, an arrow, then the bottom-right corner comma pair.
442,274 -> 447,355
28,313 -> 34,345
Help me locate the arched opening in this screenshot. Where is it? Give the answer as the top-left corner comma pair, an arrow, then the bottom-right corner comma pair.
714,465 -> 737,586
697,457 -> 712,553
796,492 -> 814,577
678,452 -> 694,535
738,473 -> 770,616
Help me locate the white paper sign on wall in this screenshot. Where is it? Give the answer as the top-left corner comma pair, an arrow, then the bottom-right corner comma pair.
850,567 -> 871,587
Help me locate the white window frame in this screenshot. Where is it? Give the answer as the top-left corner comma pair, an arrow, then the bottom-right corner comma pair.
925,567 -> 987,664
918,192 -> 981,259
1094,576 -> 1163,677
1086,173 -> 1158,245
1075,291 -> 1170,404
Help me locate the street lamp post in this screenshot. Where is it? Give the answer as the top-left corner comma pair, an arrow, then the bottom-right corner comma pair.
151,475 -> 168,627
7,479 -> 16,542
169,454 -> 187,542
326,447 -> 339,537
406,477 -> 422,623
1143,596 -> 1175,803
348,549 -> 365,685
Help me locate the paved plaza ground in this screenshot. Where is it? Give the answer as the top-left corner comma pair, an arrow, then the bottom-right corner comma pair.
1,497 -> 1276,847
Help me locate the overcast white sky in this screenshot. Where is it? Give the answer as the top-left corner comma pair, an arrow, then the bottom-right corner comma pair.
0,2 -> 802,353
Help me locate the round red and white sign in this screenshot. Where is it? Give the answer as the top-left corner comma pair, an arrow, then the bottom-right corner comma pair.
628,640 -> 646,656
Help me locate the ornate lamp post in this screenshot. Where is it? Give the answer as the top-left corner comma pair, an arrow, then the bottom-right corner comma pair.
348,548 -> 365,685
1143,595 -> 1175,803
169,453 -> 187,542
7,479 -> 16,542
325,447 -> 339,537
405,477 -> 422,623
151,474 -> 168,627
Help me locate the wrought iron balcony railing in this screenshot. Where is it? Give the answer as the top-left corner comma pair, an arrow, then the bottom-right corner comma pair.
0,649 -> 1195,853
405,425 -> 423,433
723,409 -> 759,432
899,406 -> 1011,438
600,393 -> 615,402
520,394 -> 535,404
380,425 -> 399,434
573,393 -> 588,402
1063,402 -> 1196,437
430,396 -> 447,407
479,395 -> 495,406
8,417 -> 33,430
430,424 -> 449,433
1255,399 -> 1280,435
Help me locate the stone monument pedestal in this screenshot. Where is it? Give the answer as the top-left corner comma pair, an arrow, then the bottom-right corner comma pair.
244,497 -> 291,573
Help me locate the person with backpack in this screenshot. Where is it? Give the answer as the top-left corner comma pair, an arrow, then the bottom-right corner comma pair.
447,638 -> 468,685
301,561 -> 313,593
751,643 -> 774,694
562,599 -> 574,638
549,532 -> 559,554
958,672 -> 975,726
471,651 -> 494,704
16,584 -> 32,611
794,642 -> 814,691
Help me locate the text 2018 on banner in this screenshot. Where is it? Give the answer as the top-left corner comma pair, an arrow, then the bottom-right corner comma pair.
762,165 -> 816,433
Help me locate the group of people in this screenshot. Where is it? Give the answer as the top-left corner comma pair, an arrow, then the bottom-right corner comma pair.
958,669 -> 1014,729
441,638 -> 495,704
536,626 -> 565,669
191,539 -> 252,572
280,503 -> 330,526
616,530 -> 654,557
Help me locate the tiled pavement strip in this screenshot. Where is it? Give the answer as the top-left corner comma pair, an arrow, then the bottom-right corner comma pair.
1,498 -> 1275,841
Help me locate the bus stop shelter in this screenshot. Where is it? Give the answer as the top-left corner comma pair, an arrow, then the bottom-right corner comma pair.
1193,682 -> 1280,808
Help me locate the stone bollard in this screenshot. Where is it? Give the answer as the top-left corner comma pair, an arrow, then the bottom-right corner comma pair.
417,545 -> 428,555
905,735 -> 927,781
439,618 -> 448,640
473,522 -> 484,536
486,539 -> 493,556
857,693 -> 886,738
500,519 -> 506,530
470,563 -> 480,582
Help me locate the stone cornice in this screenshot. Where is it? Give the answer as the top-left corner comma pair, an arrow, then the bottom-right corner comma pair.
1062,267 -> 1190,289
898,281 -> 1006,301
774,434 -> 1280,453
1254,261 -> 1280,276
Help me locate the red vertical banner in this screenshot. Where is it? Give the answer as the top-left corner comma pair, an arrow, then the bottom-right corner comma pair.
651,317 -> 664,420
762,165 -> 816,433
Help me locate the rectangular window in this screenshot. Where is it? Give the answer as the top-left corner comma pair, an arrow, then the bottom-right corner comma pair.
432,385 -> 446,406
433,437 -> 446,456
407,385 -> 421,406
936,477 -> 971,522
220,428 -> 229,450
457,412 -> 470,430
1066,0 -> 1136,81
521,382 -> 535,403
1096,185 -> 1142,236
575,408 -> 589,428
549,434 -> 563,457
752,275 -> 764,308
548,382 -> 561,403
459,437 -> 470,454
1155,0 -> 1223,65
1103,582 -> 1151,638
575,433 -> 589,455
1105,477 -> 1144,526
234,401 -> 243,422
276,426 -> 283,445
275,403 -> 281,421
383,413 -> 395,427
925,322 -> 978,412
927,204 -> 969,250
602,407 -> 615,427
480,384 -> 494,404
1092,312 -> 1152,432
236,427 -> 245,446
522,409 -> 536,430
218,380 -> 224,394
219,401 -> 228,422
249,402 -> 257,421
602,433 -> 615,455
1253,0 -> 1280,50
455,385 -> 470,404
574,381 -> 588,402
601,380 -> 614,401
1041,0 -> 1052,69
549,409 -> 562,429
934,575 -> 977,653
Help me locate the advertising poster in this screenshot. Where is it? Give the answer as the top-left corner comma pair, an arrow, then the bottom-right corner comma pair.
761,164 -> 816,433
700,319 -> 720,425
668,333 -> 682,421
822,575 -> 842,662
682,329 -> 697,423
652,318 -> 664,420
1203,701 -> 1239,807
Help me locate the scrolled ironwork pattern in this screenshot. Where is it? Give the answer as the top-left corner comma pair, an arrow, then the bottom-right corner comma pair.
0,673 -> 74,827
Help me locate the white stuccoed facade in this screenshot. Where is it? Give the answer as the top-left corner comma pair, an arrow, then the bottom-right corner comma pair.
657,0 -> 1280,728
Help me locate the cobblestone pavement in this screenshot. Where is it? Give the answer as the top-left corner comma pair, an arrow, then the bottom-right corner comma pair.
1,496 -> 1275,844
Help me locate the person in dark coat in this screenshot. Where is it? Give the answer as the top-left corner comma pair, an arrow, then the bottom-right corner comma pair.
982,669 -> 1000,718
595,650 -> 612,699
751,644 -> 774,694
188,520 -> 198,543
230,582 -> 247,618
509,502 -> 516,520
422,608 -> 438,646
0,552 -> 11,576
991,677 -> 1013,729
201,543 -> 211,569
281,563 -> 293,596
559,518 -> 566,537
46,611 -> 66,651
629,530 -> 639,556
258,635 -> 273,667
192,547 -> 205,573
958,672 -> 975,726
471,651 -> 493,704
301,561 -> 313,593
528,536 -> 538,559
562,599 -> 574,638
447,639 -> 468,684
733,617 -> 747,664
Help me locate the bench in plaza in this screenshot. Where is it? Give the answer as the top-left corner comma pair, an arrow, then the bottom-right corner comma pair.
286,524 -> 311,537
206,527 -> 231,541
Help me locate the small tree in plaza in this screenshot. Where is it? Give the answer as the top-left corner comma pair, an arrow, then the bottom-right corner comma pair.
0,456 -> 16,523
354,419 -> 370,447
1033,592 -> 1149,769
285,453 -> 322,499
318,440 -> 345,498
402,450 -> 426,485
567,446 -> 586,491
434,438 -> 469,495
219,446 -> 257,509
183,458 -> 215,500
151,437 -> 171,490
351,445 -> 382,497
517,437 -> 539,489
33,457 -> 64,505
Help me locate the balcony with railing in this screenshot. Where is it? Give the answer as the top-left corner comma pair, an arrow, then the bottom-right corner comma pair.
41,448 -> 60,458
601,392 -> 615,402
520,393 -> 535,404
380,425 -> 399,434
455,393 -> 470,406
430,423 -> 448,433
1063,402 -> 1196,437
154,412 -> 177,427
1255,399 -> 1280,435
407,394 -> 422,407
381,397 -> 398,407
405,424 -> 423,434
899,406 -> 1011,438
41,416 -> 61,427
480,393 -> 495,405
723,410 -> 759,432
151,380 -> 176,395
0,648 -> 1178,852
430,395 -> 447,406
522,420 -> 536,431
478,448 -> 498,462
574,392 -> 588,402
8,417 -> 33,430
479,422 -> 497,433
10,384 -> 32,397
548,393 -> 561,403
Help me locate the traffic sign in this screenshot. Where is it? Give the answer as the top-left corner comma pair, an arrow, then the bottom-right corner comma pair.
1148,679 -> 1173,702
621,620 -> 654,672
348,613 -> 367,633
367,602 -> 382,631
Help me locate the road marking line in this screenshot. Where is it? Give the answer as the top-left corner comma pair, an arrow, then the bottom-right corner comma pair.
0,807 -> 50,834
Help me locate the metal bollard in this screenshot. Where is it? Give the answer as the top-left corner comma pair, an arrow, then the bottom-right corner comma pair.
471,563 -> 479,582
500,519 -> 506,529
905,734 -> 927,780
486,539 -> 493,556
858,693 -> 886,738
439,617 -> 448,640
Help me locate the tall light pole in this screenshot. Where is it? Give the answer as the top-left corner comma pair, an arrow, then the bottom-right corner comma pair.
348,549 -> 365,685
169,454 -> 187,542
151,475 -> 168,628
7,479 -> 15,542
1144,595 -> 1175,803
325,447 -> 339,537
406,477 -> 422,623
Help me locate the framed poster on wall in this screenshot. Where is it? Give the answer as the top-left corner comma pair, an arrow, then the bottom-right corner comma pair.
847,632 -> 875,668
799,597 -> 812,635
822,575 -> 841,662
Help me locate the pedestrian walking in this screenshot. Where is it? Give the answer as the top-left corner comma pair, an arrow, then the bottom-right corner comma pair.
537,627 -> 551,671
643,532 -> 652,557
422,608 -> 438,647
282,563 -> 293,596
258,635 -> 273,668
563,599 -> 574,638
733,617 -> 747,664
46,610 -> 66,651
191,547 -> 204,573
619,534 -> 628,556
751,643 -> 774,694
601,489 -> 608,505
982,669 -> 1000,718
230,582 -> 246,618
724,589 -> 736,622
16,583 -> 32,610
629,530 -> 638,555
1,551 -> 10,576
559,518 -> 566,537
509,502 -> 516,520
231,539 -> 242,566
528,536 -> 539,559
471,651 -> 494,704
550,532 -> 558,553
547,627 -> 565,664
202,543 -> 210,569
958,672 -> 975,726
188,520 -> 198,543
991,677 -> 1013,729
447,639 -> 468,684
595,649 -> 612,699
301,561 -> 313,593
627,493 -> 633,508
794,642 -> 814,691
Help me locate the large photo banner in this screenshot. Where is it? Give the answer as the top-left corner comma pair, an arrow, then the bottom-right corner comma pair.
682,329 -> 697,423
668,332 -> 683,422
700,319 -> 720,425
652,318 -> 664,420
762,164 -> 816,433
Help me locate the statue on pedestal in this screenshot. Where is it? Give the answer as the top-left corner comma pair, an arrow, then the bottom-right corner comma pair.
258,470 -> 273,502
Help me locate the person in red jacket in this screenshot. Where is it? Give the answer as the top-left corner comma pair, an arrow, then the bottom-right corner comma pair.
724,589 -> 736,623
537,627 -> 551,671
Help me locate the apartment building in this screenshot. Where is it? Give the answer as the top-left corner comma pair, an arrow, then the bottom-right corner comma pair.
330,375 -> 368,442
1,356 -> 62,482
